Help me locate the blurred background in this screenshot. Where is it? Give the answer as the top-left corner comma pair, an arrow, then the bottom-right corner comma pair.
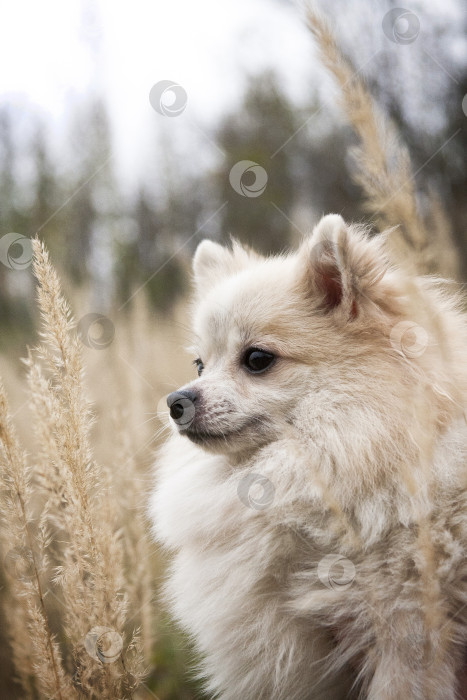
0,0 -> 466,346
0,0 -> 466,697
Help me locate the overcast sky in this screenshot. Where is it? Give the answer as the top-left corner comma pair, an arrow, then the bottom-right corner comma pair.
1,0 -> 465,193
0,0 -> 324,189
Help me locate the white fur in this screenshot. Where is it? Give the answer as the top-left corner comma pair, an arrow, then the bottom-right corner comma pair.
150,216 -> 467,699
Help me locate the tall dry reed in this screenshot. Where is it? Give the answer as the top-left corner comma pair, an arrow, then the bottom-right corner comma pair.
304,4 -> 460,279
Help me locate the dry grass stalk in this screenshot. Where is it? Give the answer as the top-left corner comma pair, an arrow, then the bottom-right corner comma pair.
0,380 -> 71,699
110,405 -> 156,664
304,4 -> 459,279
28,238 -> 145,696
0,238 -> 147,698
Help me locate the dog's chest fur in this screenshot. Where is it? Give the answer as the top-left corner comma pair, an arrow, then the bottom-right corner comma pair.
152,420 -> 467,700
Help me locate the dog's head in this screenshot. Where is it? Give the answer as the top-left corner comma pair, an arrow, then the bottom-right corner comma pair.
166,214 -> 442,458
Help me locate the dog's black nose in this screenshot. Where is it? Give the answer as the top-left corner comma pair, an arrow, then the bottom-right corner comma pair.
166,390 -> 198,427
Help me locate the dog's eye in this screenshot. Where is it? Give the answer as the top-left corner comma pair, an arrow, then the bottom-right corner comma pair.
193,358 -> 204,376
242,348 -> 275,374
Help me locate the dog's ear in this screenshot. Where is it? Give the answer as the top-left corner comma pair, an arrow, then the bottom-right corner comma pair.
297,214 -> 390,320
193,239 -> 261,293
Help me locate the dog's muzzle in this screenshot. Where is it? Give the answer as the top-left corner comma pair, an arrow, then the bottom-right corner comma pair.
166,390 -> 198,429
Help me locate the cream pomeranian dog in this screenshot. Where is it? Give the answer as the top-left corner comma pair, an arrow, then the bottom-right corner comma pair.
150,214 -> 467,699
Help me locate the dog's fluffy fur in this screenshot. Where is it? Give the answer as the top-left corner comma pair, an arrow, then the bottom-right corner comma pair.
150,214 -> 467,699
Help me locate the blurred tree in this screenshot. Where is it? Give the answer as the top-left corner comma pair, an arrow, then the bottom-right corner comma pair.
0,107 -> 35,346
63,98 -> 114,287
30,125 -> 58,235
214,70 -> 369,252
215,71 -> 298,254
296,118 -> 363,223
115,187 -> 188,313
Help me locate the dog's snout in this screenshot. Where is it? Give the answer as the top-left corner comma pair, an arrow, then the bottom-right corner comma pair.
167,389 -> 198,425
